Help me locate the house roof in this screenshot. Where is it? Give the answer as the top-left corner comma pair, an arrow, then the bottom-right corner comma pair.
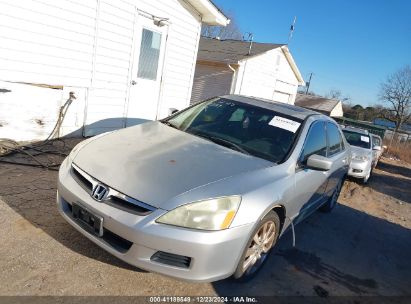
197,37 -> 305,85
295,93 -> 340,114
186,0 -> 229,26
197,37 -> 285,64
222,95 -> 320,121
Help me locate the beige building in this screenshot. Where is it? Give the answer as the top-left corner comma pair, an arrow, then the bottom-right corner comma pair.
295,93 -> 344,117
191,37 -> 304,105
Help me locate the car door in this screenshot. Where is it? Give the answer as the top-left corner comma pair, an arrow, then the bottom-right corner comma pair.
291,120 -> 329,223
324,122 -> 349,197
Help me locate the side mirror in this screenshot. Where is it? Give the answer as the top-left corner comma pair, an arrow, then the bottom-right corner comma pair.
306,154 -> 333,171
373,146 -> 382,151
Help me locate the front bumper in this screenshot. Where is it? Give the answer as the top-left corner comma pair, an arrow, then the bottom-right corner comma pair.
57,158 -> 252,282
347,159 -> 371,179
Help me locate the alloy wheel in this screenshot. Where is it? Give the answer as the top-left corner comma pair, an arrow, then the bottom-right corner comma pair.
242,221 -> 276,275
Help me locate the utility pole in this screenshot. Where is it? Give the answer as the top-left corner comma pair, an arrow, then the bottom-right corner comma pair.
305,73 -> 313,94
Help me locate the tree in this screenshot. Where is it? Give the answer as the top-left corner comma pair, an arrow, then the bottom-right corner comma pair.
379,65 -> 411,131
201,13 -> 242,40
373,104 -> 393,121
297,88 -> 316,96
350,104 -> 365,120
325,89 -> 350,102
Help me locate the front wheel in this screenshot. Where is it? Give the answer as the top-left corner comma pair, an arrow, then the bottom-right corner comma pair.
362,167 -> 371,184
233,211 -> 280,281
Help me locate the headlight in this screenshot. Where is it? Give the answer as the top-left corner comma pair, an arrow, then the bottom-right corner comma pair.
156,196 -> 241,231
352,154 -> 368,161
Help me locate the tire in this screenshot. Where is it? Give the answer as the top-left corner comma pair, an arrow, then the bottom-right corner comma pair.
362,167 -> 371,184
320,177 -> 343,213
233,211 -> 280,282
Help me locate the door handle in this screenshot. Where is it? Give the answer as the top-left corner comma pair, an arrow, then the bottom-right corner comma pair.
131,80 -> 137,85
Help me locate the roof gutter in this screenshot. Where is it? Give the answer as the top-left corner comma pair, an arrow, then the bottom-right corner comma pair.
185,0 -> 230,26
281,46 -> 305,86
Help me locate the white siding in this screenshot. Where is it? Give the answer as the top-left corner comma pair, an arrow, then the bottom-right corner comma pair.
0,0 -> 203,139
83,0 -> 135,136
190,63 -> 233,104
0,0 -> 97,87
234,48 -> 299,104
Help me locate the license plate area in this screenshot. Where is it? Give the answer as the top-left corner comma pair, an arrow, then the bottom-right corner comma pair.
72,203 -> 103,237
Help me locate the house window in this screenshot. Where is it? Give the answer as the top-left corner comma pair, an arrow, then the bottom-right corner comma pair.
137,29 -> 162,80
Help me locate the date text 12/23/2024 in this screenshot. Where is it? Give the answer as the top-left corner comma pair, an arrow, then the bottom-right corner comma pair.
149,297 -> 258,303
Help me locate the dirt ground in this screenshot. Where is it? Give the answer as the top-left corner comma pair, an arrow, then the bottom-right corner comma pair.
0,138 -> 410,297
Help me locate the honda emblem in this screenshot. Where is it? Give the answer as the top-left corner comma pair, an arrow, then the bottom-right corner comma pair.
91,184 -> 108,201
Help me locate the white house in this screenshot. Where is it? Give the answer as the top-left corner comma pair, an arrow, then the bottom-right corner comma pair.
190,37 -> 305,105
0,0 -> 229,140
295,93 -> 344,117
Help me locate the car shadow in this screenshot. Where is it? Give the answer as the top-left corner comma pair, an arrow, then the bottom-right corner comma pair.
213,204 -> 411,296
368,172 -> 411,204
376,160 -> 411,180
0,138 -> 146,272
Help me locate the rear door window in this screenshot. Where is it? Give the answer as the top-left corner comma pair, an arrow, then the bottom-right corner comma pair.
327,123 -> 344,156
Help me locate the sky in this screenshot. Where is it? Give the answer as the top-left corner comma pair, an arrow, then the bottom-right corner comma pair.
212,0 -> 411,107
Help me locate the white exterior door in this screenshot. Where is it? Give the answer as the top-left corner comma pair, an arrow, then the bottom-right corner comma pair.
127,14 -> 168,123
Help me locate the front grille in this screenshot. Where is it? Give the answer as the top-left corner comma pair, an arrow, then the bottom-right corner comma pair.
72,166 -> 93,192
70,164 -> 156,216
151,251 -> 191,269
107,196 -> 153,215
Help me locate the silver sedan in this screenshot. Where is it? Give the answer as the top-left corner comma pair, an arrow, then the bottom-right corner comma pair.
57,95 -> 350,282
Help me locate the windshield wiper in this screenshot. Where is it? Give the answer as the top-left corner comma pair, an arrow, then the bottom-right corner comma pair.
161,121 -> 179,129
196,133 -> 250,155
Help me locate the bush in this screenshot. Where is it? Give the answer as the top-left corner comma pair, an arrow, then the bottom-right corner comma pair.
383,143 -> 411,163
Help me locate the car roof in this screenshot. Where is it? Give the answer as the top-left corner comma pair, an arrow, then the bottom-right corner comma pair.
221,95 -> 322,121
340,125 -> 370,135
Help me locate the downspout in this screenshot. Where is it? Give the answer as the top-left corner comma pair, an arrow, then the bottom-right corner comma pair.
228,64 -> 236,94
239,60 -> 248,95
83,0 -> 101,137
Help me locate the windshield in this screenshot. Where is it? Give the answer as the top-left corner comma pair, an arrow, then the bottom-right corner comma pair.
342,130 -> 371,149
163,98 -> 302,163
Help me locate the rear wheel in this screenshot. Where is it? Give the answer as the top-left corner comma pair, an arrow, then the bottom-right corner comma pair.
320,178 -> 343,212
233,211 -> 280,281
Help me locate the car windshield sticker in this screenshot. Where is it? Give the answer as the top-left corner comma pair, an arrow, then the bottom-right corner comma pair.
269,116 -> 301,133
361,136 -> 370,143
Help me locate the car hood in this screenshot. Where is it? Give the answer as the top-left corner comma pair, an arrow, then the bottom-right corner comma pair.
73,121 -> 272,208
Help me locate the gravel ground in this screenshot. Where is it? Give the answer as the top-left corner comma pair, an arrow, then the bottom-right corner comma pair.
0,138 -> 410,297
